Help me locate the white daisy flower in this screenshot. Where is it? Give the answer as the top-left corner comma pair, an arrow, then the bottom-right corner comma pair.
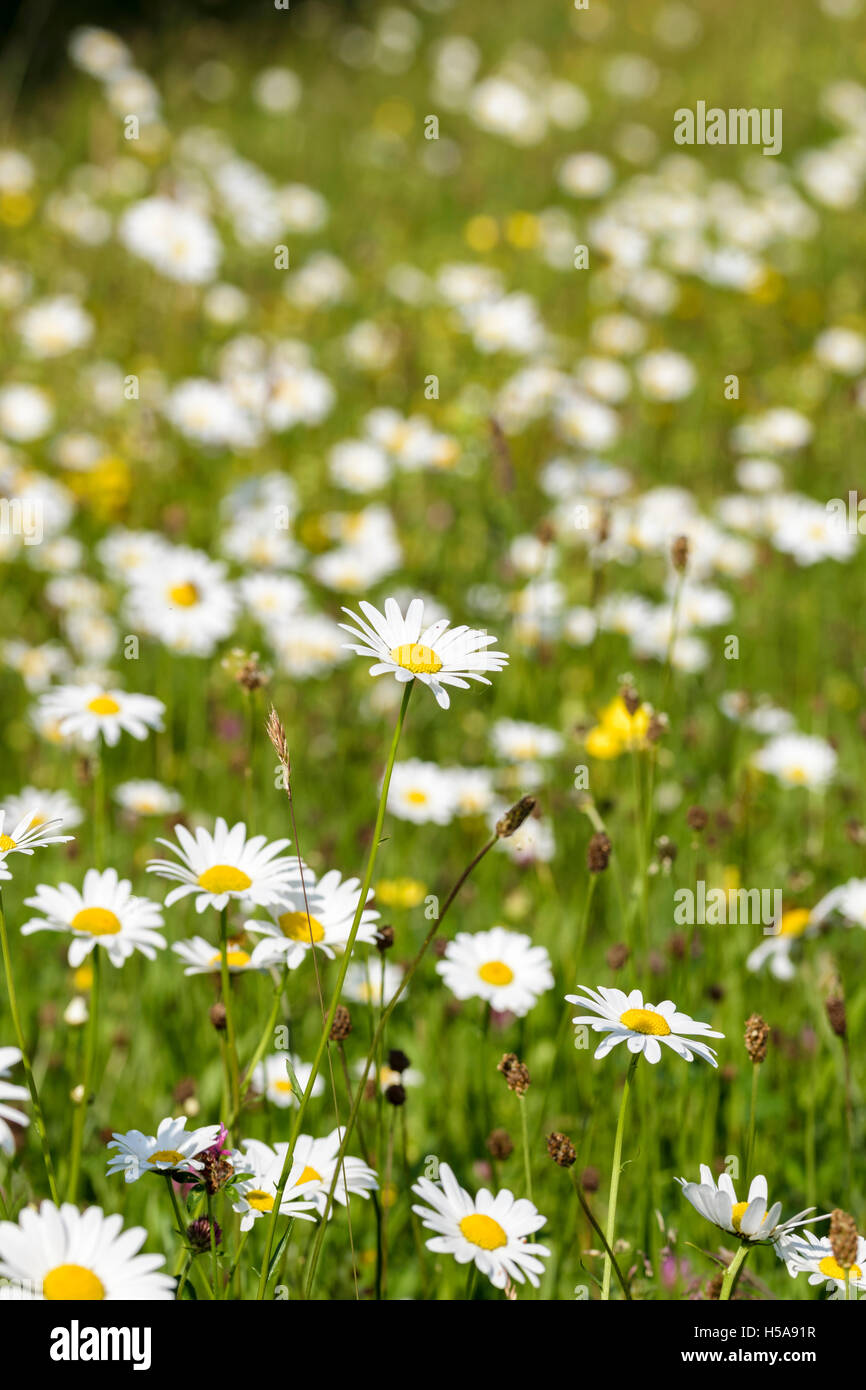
250,1053 -> 325,1108
147,817 -> 297,914
172,936 -> 265,975
811,877 -> 866,929
113,780 -> 182,817
286,1128 -> 378,1215
676,1166 -> 824,1243
386,759 -> 458,825
411,1162 -> 550,1289
343,959 -> 404,1007
124,547 -> 238,657
0,788 -> 82,832
752,733 -> 837,789
36,684 -> 165,747
0,1047 -> 28,1156
0,1201 -> 175,1300
230,1138 -> 319,1231
437,928 -> 554,1017
106,1116 -> 222,1183
775,1228 -> 866,1297
0,810 -> 73,881
566,985 -> 724,1066
339,596 -> 508,710
22,869 -> 166,968
245,868 -> 379,967
490,718 -> 563,761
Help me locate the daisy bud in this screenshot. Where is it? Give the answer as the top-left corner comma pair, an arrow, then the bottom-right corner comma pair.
496,795 -> 537,839
486,1128 -> 513,1160
826,995 -> 847,1038
209,1002 -> 227,1032
829,1209 -> 859,1270
187,1216 -> 221,1253
329,1004 -> 352,1041
375,924 -> 395,954
686,804 -> 708,832
744,1013 -> 770,1063
671,534 -> 690,573
385,1083 -> 406,1107
587,830 -> 612,872
546,1131 -> 576,1168
497,1052 -> 530,1096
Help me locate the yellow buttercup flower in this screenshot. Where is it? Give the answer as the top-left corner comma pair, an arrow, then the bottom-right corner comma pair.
585,696 -> 651,759
375,877 -> 426,909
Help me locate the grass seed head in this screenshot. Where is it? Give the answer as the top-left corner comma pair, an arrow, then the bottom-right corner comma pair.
744,1013 -> 770,1063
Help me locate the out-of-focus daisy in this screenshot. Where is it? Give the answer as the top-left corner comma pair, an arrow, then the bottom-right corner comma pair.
811,877 -> 866,929
250,1053 -> 325,1108
490,718 -> 563,761
386,759 -> 458,825
230,1139 -> 319,1231
676,1166 -> 823,1243
287,1129 -> 378,1215
776,1228 -> 866,1297
340,597 -> 508,710
147,817 -> 296,914
0,1201 -> 175,1299
0,788 -> 82,832
0,1047 -> 28,1155
106,1116 -> 222,1183
37,684 -> 165,747
752,733 -> 837,789
246,869 -> 379,967
437,928 -> 554,1016
746,908 -> 814,981
22,869 -> 166,967
411,1162 -> 550,1289
344,959 -> 404,1006
125,547 -> 238,656
113,780 -> 182,817
172,935 -> 265,975
566,985 -> 724,1066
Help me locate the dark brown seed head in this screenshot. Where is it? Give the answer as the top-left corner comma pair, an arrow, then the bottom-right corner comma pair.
620,682 -> 640,716
497,1052 -> 530,1096
375,925 -> 395,954
606,942 -> 630,971
646,712 -> 668,744
829,1209 -> 859,1270
486,1128 -> 513,1160
581,1165 -> 600,1193
388,1049 -> 410,1074
385,1083 -> 406,1107
546,1131 -> 577,1168
496,795 -> 537,839
671,534 -> 690,573
656,835 -> 677,869
329,1004 -> 352,1041
187,1216 -> 221,1252
209,1002 -> 227,1033
826,995 -> 847,1038
236,653 -> 269,693
587,830 -> 612,873
686,804 -> 709,832
744,1013 -> 770,1064
173,1077 -> 197,1104
200,1152 -> 233,1194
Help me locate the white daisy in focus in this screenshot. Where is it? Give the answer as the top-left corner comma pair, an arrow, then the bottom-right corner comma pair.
286,1129 -> 378,1216
246,869 -> 379,967
566,985 -> 724,1066
676,1166 -> 824,1243
22,869 -> 166,968
147,818 -> 296,914
250,1053 -> 324,1108
0,810 -> 73,881
775,1228 -> 866,1297
0,1201 -> 175,1300
36,685 -> 165,747
437,928 -> 553,1016
339,597 -> 508,710
106,1116 -> 222,1183
0,1047 -> 28,1155
230,1139 -> 319,1231
752,733 -> 837,789
411,1162 -> 550,1289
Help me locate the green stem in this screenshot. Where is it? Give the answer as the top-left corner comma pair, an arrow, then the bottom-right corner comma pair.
0,889 -> 59,1201
719,1242 -> 750,1300
256,681 -> 413,1299
518,1093 -> 532,1201
745,1062 -> 759,1180
67,947 -> 100,1202
602,1053 -> 638,1300
218,907 -> 240,1121
569,1167 -> 631,1300
228,966 -> 288,1130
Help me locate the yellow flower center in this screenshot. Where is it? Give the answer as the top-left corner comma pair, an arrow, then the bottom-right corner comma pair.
478,960 -> 515,986
272,1079 -> 295,1094
150,1148 -> 186,1165
389,643 -> 443,675
246,1189 -> 275,1212
819,1255 -> 861,1280
197,865 -> 253,894
209,947 -> 251,968
0,835 -> 16,851
87,695 -> 120,715
168,582 -> 200,607
297,1165 -> 322,1186
778,909 -> 812,938
406,790 -> 428,805
459,1213 -> 508,1251
620,1007 -> 671,1036
71,907 -> 122,936
43,1264 -> 105,1300
786,766 -> 808,784
278,911 -> 325,943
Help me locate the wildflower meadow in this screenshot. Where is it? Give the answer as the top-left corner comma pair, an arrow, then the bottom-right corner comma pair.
0,0 -> 864,1333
